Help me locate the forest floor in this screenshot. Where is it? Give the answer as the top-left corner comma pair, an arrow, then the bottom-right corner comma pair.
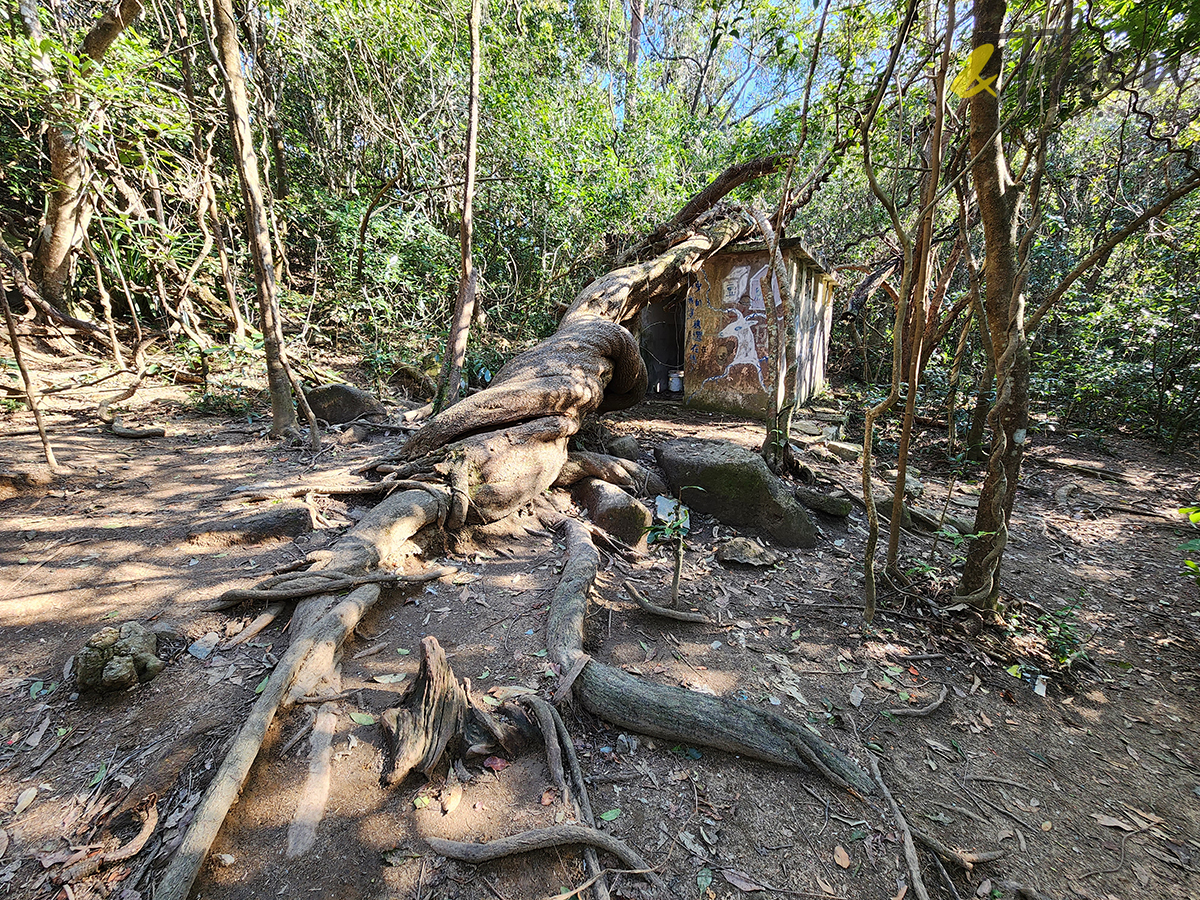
1,369 -> 1199,900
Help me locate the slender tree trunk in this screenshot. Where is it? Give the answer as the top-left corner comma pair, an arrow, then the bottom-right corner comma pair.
211,0 -> 296,436
958,0 -> 1029,607
434,0 -> 484,414
2,294 -> 57,470
886,0 -> 952,568
29,0 -> 145,311
625,0 -> 644,120
752,207 -> 796,474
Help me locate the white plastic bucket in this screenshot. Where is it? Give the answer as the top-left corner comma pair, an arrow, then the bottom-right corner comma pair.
667,370 -> 684,392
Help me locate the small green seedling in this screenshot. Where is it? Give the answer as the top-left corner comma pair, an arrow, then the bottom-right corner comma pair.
648,494 -> 693,608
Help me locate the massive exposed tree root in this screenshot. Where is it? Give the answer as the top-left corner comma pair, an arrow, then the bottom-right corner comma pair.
547,519 -> 875,796
368,211 -> 750,526
158,165 -> 822,897
156,489 -> 447,900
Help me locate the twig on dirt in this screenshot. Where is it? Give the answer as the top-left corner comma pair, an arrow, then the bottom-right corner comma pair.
962,774 -> 1033,791
886,685 -> 949,717
867,753 -> 931,900
967,789 -> 1037,831
222,603 -> 286,649
426,827 -> 668,894
480,876 -> 511,900
929,851 -> 964,900
932,801 -> 991,827
911,827 -> 1006,870
277,718 -> 315,759
624,581 -> 710,624
31,726 -> 73,771
351,640 -> 388,660
1079,826 -> 1146,879
889,652 -> 946,663
540,869 -> 661,900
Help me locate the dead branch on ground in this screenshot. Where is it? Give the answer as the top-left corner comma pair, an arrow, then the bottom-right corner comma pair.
426,826 -> 669,895
548,519 -> 874,795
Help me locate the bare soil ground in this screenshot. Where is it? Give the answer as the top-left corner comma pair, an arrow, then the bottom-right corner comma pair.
2,374 -> 1199,900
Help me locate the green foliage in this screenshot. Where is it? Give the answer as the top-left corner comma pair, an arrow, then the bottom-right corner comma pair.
1008,598 -> 1089,670
187,386 -> 265,419
1180,507 -> 1200,586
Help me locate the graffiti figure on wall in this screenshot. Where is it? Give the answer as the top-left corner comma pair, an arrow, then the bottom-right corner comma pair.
708,306 -> 767,389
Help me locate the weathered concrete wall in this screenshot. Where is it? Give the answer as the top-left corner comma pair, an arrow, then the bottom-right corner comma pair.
680,242 -> 833,418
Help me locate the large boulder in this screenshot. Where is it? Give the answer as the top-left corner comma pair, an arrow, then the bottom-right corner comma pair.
655,439 -> 817,548
304,383 -> 388,425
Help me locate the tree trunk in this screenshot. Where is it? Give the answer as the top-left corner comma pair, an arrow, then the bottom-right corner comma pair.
434,0 -> 484,414
957,0 -> 1029,608
29,0 -> 145,311
625,0 -> 644,120
211,0 -> 297,437
887,1 -> 951,569
751,207 -> 797,474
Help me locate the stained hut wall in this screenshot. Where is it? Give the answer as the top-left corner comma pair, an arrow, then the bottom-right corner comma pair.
680,243 -> 834,417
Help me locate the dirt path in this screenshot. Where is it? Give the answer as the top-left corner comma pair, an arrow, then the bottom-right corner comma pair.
1,383 -> 1198,900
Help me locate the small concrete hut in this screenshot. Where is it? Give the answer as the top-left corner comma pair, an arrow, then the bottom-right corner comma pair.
640,237 -> 837,417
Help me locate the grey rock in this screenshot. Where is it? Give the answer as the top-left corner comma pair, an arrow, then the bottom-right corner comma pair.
335,424 -> 371,446
605,435 -> 642,461
655,439 -> 817,548
824,440 -> 863,462
188,632 -> 221,661
304,383 -> 387,425
101,655 -> 138,691
795,485 -> 854,517
716,537 -> 781,567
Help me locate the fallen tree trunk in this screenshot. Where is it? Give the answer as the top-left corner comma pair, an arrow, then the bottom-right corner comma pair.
548,519 -> 874,795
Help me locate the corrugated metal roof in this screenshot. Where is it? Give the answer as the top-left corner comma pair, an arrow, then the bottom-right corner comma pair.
715,236 -> 834,277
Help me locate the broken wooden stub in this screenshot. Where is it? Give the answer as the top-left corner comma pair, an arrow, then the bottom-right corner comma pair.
381,636 -> 522,786
381,637 -> 468,786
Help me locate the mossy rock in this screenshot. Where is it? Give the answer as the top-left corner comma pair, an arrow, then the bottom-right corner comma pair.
655,439 -> 817,548
75,622 -> 165,693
